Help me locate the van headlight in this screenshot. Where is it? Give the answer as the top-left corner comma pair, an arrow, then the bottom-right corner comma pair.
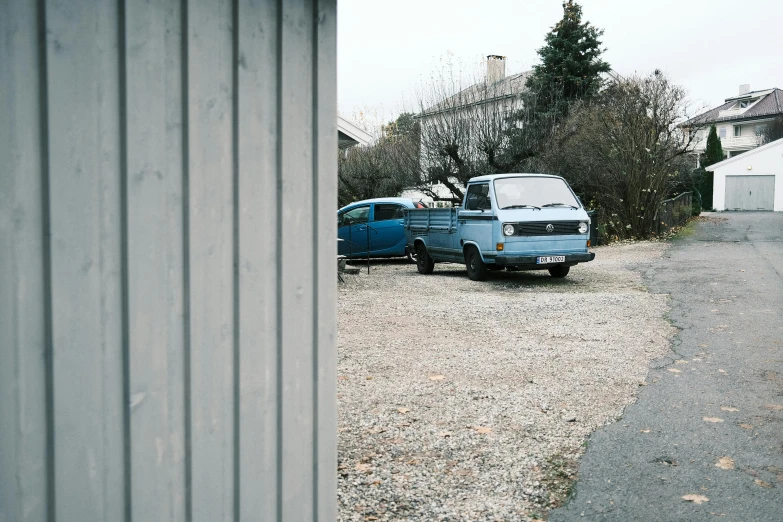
503,224 -> 516,236
578,222 -> 588,234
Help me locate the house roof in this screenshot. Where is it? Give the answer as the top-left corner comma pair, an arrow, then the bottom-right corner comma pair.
705,136 -> 783,171
418,70 -> 533,117
337,116 -> 372,149
684,88 -> 783,127
418,69 -> 622,118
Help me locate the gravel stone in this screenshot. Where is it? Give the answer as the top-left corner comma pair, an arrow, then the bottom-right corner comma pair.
338,242 -> 675,521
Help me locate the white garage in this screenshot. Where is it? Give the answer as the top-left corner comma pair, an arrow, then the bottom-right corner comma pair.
707,137 -> 783,211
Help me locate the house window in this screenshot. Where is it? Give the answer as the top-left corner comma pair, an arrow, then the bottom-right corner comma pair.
739,100 -> 750,109
734,126 -> 742,137
719,127 -> 726,138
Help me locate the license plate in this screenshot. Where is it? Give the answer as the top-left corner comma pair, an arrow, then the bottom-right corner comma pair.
537,256 -> 565,264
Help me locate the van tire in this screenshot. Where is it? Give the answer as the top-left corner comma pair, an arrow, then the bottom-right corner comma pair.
416,244 -> 435,274
465,247 -> 488,281
548,265 -> 570,278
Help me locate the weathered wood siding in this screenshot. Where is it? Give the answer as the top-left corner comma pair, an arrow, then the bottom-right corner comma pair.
0,0 -> 337,520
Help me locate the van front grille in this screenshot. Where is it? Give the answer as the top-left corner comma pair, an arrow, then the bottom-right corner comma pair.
513,221 -> 581,236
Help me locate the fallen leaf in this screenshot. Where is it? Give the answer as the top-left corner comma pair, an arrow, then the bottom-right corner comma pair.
397,407 -> 410,414
762,404 -> 783,411
703,417 -> 724,423
473,426 -> 492,434
698,344 -> 708,348
711,309 -> 719,312
755,479 -> 772,488
668,368 -> 682,373
718,369 -> 727,373
429,374 -> 445,381
365,516 -> 379,521
370,479 -> 381,486
715,457 -> 735,470
682,494 -> 709,504
740,423 -> 754,430
675,360 -> 688,365
720,406 -> 739,412
355,463 -> 372,473
366,376 -> 373,380
640,429 -> 651,433
739,269 -> 745,272
337,375 -> 348,381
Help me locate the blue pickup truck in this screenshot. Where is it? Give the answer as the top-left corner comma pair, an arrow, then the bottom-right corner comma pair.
404,173 -> 595,280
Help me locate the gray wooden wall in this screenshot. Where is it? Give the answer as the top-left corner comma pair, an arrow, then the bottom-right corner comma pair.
0,0 -> 337,520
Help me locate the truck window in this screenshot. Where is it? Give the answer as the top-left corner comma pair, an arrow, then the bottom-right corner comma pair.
465,184 -> 491,210
373,204 -> 405,221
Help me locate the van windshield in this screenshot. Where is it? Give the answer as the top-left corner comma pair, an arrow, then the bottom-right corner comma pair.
493,177 -> 579,209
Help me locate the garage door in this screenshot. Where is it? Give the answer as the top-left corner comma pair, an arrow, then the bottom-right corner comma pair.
724,175 -> 775,210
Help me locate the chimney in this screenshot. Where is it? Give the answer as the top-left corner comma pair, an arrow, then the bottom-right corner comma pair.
486,55 -> 506,84
739,84 -> 750,95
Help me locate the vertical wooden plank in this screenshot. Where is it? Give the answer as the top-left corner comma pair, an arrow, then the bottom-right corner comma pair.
279,0 -> 316,519
186,0 -> 235,519
0,1 -> 49,520
125,0 -> 187,520
314,2 -> 338,520
44,0 -> 125,519
235,0 -> 279,519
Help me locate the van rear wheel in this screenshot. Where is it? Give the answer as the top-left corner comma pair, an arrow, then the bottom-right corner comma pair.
548,265 -> 570,278
465,247 -> 488,281
416,244 -> 434,274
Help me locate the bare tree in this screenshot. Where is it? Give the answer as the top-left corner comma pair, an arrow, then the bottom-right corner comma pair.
542,71 -> 701,238
414,60 -> 524,202
760,115 -> 783,145
337,135 -> 421,207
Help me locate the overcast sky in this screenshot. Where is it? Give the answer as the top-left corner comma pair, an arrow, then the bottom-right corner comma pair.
337,0 -> 782,128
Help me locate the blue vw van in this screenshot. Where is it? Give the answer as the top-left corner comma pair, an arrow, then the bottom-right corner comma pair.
404,174 -> 595,280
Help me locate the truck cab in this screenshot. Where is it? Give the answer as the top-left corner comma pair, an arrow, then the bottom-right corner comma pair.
404,174 -> 595,280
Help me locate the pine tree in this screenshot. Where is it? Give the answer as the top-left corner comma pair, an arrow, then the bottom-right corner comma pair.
695,125 -> 723,210
701,125 -> 724,167
525,1 -> 610,119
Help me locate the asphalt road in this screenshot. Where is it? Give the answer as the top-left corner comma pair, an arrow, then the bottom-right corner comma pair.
550,213 -> 783,522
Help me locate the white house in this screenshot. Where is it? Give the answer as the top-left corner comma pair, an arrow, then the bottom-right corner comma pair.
338,115 -> 372,150
685,85 -> 783,158
706,137 -> 783,211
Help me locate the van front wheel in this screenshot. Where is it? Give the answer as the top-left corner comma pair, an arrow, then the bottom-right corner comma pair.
465,247 -> 488,281
548,265 -> 570,278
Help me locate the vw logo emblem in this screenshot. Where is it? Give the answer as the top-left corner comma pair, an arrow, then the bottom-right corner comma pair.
546,224 -> 554,233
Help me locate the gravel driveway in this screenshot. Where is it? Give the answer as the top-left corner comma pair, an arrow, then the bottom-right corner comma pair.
337,242 -> 676,521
